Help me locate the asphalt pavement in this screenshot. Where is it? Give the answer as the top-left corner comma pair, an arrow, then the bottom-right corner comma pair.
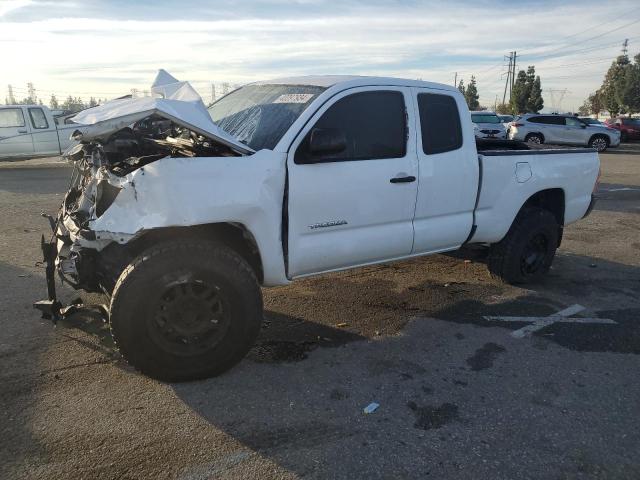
1,145 -> 639,479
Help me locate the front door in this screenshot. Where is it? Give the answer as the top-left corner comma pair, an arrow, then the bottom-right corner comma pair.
0,108 -> 34,157
563,116 -> 587,145
287,87 -> 418,277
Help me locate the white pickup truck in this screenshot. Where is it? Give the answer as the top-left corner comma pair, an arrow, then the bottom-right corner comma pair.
35,71 -> 599,381
0,105 -> 78,159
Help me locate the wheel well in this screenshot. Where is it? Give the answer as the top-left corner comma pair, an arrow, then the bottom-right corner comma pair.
518,188 -> 565,246
126,223 -> 264,283
525,132 -> 545,142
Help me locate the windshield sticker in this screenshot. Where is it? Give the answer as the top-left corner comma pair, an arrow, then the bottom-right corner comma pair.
273,93 -> 314,104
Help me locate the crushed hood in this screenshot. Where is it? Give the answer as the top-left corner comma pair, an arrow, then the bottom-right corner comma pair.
70,69 -> 254,155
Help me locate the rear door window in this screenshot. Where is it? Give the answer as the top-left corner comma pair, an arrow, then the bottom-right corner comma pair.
417,93 -> 463,154
0,108 -> 26,128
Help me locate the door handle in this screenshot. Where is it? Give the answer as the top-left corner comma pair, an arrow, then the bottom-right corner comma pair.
390,175 -> 416,183
17,129 -> 27,134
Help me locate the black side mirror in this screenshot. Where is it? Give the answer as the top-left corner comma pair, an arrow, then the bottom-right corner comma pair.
309,127 -> 347,157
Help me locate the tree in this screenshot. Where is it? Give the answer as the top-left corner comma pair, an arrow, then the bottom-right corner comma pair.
61,95 -> 86,113
49,94 -> 59,110
457,79 -> 465,97
616,54 -> 640,114
526,68 -> 544,113
495,103 -> 511,114
510,70 -> 529,114
600,55 -> 630,116
88,97 -> 98,107
464,75 -> 480,110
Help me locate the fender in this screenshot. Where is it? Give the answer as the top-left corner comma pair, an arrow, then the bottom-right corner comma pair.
89,150 -> 290,286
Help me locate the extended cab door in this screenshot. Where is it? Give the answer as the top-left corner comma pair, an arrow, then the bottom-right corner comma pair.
0,107 -> 34,157
410,89 -> 479,253
26,107 -> 61,155
287,87 -> 418,277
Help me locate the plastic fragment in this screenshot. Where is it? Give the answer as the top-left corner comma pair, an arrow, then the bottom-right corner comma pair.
336,322 -> 348,328
363,402 -> 380,414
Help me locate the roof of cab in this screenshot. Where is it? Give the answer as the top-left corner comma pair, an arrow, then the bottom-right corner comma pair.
254,75 -> 457,92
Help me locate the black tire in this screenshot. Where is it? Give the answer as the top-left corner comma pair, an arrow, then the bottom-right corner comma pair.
487,207 -> 559,284
110,240 -> 263,382
525,133 -> 544,145
589,134 -> 609,152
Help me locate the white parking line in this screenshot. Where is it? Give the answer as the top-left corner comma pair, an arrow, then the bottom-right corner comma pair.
484,304 -> 616,339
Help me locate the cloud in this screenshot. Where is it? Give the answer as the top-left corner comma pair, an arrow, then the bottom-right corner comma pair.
2,0 -> 638,110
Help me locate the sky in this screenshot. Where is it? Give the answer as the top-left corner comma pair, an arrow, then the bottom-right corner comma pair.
1,0 -> 639,112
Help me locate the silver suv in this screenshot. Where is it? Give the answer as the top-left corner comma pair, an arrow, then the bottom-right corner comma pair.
508,114 -> 620,152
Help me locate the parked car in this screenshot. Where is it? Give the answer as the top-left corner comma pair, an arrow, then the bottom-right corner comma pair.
508,114 -> 620,152
35,71 -> 600,381
604,117 -> 640,142
471,111 -> 507,139
0,105 -> 79,159
498,114 -> 514,124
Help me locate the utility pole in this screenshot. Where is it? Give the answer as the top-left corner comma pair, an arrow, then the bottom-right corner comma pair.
502,52 -> 513,105
511,51 -> 517,98
454,72 -> 457,87
211,83 -> 216,104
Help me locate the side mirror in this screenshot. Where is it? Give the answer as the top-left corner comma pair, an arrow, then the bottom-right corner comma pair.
580,124 -> 587,128
309,128 -> 347,157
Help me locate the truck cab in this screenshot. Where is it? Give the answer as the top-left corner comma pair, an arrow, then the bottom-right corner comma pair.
0,105 -> 78,159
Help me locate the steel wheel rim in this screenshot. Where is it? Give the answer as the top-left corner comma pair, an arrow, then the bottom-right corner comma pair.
148,279 -> 231,356
528,136 -> 541,144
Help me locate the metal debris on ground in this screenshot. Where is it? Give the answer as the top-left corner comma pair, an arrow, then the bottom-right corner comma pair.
336,323 -> 348,328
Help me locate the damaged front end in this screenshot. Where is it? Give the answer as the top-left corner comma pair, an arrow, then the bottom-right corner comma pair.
34,70 -> 250,322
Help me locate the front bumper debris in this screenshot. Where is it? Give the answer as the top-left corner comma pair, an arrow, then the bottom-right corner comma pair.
33,234 -> 63,322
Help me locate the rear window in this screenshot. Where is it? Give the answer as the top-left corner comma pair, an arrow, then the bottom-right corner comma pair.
418,93 -> 463,155
471,114 -> 501,124
0,108 -> 25,128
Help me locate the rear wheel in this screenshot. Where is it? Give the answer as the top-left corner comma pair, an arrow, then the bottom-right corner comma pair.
110,240 -> 263,382
488,207 -> 559,284
525,133 -> 543,145
589,135 -> 609,152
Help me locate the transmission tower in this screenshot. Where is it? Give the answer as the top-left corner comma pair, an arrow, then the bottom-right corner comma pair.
27,82 -> 36,103
622,38 -> 629,56
546,89 -> 570,113
7,84 -> 15,104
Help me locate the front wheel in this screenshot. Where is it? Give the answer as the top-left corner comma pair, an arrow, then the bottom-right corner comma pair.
589,135 -> 609,152
488,208 -> 559,284
110,240 -> 263,382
